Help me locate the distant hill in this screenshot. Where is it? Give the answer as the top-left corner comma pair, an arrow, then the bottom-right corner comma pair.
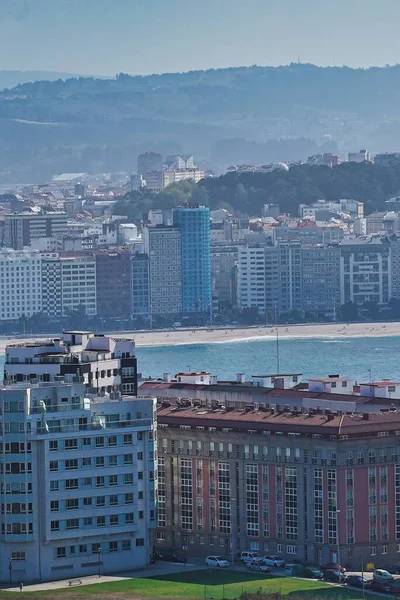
0,70 -> 91,90
2,63 -> 400,181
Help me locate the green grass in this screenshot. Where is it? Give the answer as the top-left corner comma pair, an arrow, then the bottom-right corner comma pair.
2,570 -> 374,600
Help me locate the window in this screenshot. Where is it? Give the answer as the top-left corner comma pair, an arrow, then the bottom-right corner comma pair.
124,454 -> 133,465
79,545 -> 87,554
66,498 -> 79,510
66,519 -> 79,530
96,476 -> 105,488
50,500 -> 59,512
110,495 -> 118,506
139,510 -> 144,519
138,471 -> 143,480
137,452 -> 143,460
65,479 -> 78,490
108,436 -> 117,447
277,544 -> 283,554
49,461 -> 58,472
82,438 -> 91,447
122,540 -> 131,551
371,547 -> 376,556
96,457 -> 105,468
125,513 -> 134,524
110,514 -> 119,526
156,531 -> 165,540
83,497 -> 92,506
136,538 -> 144,547
51,520 -> 59,531
287,545 -> 297,555
64,439 -> 78,451
50,481 -> 59,492
56,547 -> 66,558
108,455 -> 117,467
97,516 -> 106,527
124,434 -> 132,445
125,493 -> 133,504
65,459 -> 78,470
96,496 -> 105,508
11,552 -> 25,561
49,441 -> 58,452
82,457 -> 91,468
138,491 -> 144,500
383,545 -> 388,555
109,475 -> 118,486
95,436 -> 104,448
124,474 -> 133,485
83,477 -> 92,487
109,541 -> 118,552
84,517 -> 92,526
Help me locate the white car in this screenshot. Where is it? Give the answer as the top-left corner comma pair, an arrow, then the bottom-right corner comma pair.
205,555 -> 230,568
241,551 -> 262,564
263,555 -> 285,568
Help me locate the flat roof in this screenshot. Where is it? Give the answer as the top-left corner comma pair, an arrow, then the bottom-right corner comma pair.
363,382 -> 400,387
253,373 -> 302,378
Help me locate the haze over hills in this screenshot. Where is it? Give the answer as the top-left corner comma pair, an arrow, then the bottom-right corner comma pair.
2,63 -> 400,182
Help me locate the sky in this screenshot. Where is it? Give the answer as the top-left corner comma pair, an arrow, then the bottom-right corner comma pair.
1,0 -> 400,76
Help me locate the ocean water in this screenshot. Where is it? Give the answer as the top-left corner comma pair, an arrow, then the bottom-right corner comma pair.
135,335 -> 400,383
1,336 -> 400,383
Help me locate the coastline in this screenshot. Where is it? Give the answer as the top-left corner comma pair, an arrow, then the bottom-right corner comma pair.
0,322 -> 399,354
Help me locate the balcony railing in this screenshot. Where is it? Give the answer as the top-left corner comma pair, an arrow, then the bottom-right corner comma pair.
32,418 -> 151,436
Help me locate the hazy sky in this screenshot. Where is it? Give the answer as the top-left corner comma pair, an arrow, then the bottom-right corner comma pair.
1,0 -> 400,75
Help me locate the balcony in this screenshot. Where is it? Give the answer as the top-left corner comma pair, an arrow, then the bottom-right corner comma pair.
31,418 -> 151,436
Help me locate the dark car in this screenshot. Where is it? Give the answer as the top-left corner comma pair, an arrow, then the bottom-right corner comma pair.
323,569 -> 345,583
153,550 -> 187,563
371,579 -> 400,595
345,575 -> 371,589
321,562 -> 346,573
386,564 -> 400,575
302,567 -> 323,579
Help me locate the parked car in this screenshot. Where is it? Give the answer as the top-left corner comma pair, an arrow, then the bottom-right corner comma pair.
371,579 -> 400,595
263,555 -> 285,568
321,563 -> 346,574
345,575 -> 371,589
323,569 -> 345,583
205,556 -> 229,568
153,550 -> 187,563
241,551 -> 262,564
373,569 -> 395,582
247,561 -> 272,573
302,567 -> 323,580
385,564 -> 400,575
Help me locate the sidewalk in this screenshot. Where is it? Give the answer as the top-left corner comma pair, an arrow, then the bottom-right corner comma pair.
1,560 -> 202,593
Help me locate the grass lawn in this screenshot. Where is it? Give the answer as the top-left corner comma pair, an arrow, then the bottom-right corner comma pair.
0,570 -> 374,600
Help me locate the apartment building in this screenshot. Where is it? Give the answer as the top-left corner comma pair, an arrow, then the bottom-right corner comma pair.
60,253 -> 97,317
0,249 -> 42,321
131,252 -> 150,321
339,237 -> 391,306
237,245 -> 267,313
302,245 -> 341,316
4,331 -> 138,396
143,226 -> 182,320
41,253 -> 62,318
278,242 -> 302,313
0,379 -> 156,582
4,211 -> 68,250
95,249 -> 132,320
155,402 -> 400,567
211,244 -> 238,310
173,205 -> 211,319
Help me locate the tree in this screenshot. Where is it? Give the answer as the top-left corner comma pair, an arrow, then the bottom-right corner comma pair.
339,301 -> 359,321
362,300 -> 380,320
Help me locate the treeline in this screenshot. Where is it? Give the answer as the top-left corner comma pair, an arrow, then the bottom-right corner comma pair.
113,162 -> 400,222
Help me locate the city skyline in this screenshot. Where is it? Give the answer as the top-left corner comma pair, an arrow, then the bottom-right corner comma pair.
1,0 -> 400,75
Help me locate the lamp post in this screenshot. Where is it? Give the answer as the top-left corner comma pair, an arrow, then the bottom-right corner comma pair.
97,547 -> 101,578
9,557 -> 13,588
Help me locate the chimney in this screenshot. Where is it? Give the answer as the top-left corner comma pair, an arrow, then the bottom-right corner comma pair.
163,372 -> 171,383
237,373 -> 245,383
362,412 -> 370,420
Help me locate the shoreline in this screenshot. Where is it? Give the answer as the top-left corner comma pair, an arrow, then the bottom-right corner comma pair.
0,322 -> 399,354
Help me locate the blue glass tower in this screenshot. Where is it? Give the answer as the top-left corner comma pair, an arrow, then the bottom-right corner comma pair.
173,205 -> 211,320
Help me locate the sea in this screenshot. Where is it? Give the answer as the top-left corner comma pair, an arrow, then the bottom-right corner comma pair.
1,335 -> 400,383
134,335 -> 400,383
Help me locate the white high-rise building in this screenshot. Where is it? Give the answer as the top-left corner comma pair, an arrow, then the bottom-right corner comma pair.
0,379 -> 156,582
60,254 -> 97,316
237,245 -> 266,313
0,249 -> 42,321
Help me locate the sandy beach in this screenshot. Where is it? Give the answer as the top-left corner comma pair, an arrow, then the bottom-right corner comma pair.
1,321 -> 399,354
